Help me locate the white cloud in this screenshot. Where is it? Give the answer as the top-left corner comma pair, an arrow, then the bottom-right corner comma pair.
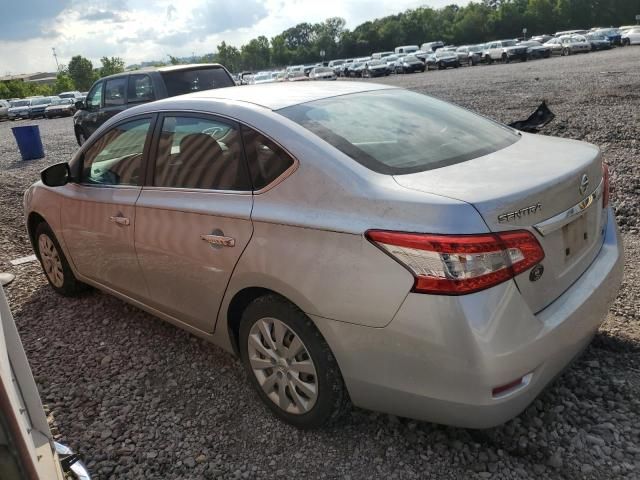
0,0 -> 467,74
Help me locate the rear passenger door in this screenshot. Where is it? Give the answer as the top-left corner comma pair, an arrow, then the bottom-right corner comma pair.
134,114 -> 254,332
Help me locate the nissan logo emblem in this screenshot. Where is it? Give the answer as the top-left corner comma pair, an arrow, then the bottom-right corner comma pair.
579,174 -> 589,196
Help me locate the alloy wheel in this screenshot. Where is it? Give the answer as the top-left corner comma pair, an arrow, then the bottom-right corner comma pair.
247,317 -> 318,415
38,234 -> 64,288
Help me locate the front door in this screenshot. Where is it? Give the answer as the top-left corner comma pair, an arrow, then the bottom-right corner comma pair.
61,116 -> 154,300
134,114 -> 254,332
81,81 -> 104,137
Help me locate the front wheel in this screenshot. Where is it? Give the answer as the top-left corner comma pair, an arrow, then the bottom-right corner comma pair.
623,38 -> 630,47
562,48 -> 570,56
239,294 -> 350,429
35,223 -> 88,296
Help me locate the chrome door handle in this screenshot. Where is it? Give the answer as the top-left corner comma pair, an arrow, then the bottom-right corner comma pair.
109,216 -> 130,226
200,234 -> 235,248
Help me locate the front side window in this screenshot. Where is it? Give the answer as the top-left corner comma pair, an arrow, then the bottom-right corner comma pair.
127,74 -> 155,103
105,78 -> 127,106
241,127 -> 294,190
82,118 -> 151,186
86,82 -> 103,110
279,89 -> 519,175
153,116 -> 250,191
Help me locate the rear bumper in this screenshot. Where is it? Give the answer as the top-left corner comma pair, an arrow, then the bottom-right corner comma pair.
315,208 -> 623,428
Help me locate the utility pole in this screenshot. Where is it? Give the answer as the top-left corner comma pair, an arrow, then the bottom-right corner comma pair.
52,47 -> 60,71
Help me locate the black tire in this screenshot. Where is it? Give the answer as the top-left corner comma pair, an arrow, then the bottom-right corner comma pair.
623,38 -> 630,47
239,294 -> 350,429
502,53 -> 509,63
562,48 -> 570,56
34,222 -> 88,296
485,55 -> 493,65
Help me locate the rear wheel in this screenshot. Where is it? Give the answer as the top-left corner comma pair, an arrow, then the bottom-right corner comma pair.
502,53 -> 509,63
562,47 -> 570,56
239,294 -> 350,429
35,223 -> 88,296
485,55 -> 493,65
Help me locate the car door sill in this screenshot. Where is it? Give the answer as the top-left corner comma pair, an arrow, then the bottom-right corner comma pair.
75,273 -> 235,353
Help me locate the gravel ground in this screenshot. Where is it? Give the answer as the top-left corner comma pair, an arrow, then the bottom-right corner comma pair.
1,46 -> 639,480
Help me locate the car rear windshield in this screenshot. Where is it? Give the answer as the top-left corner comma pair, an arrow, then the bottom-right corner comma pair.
278,89 -> 519,175
161,67 -> 234,96
31,98 -> 51,105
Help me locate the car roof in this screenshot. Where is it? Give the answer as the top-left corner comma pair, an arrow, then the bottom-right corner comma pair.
167,81 -> 395,110
99,63 -> 228,81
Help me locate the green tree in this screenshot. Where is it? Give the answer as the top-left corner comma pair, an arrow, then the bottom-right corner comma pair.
68,55 -> 95,90
55,71 -> 75,93
216,41 -> 242,72
99,56 -> 125,77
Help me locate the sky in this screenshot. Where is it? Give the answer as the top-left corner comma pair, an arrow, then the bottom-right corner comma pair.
0,0 -> 467,74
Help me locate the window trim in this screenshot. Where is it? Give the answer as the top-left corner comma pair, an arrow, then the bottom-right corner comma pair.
127,73 -> 155,104
76,113 -> 157,188
103,76 -> 128,107
86,80 -> 105,111
145,111 -> 253,194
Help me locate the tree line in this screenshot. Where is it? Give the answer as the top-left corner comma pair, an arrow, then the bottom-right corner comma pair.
216,0 -> 638,71
1,0 -> 636,98
0,56 -> 125,99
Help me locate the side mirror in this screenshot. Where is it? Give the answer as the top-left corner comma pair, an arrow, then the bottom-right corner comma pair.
75,100 -> 85,110
41,163 -> 70,187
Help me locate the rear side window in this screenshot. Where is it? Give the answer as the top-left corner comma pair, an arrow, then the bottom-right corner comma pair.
241,127 -> 294,190
279,89 -> 519,175
104,77 -> 126,106
153,116 -> 251,191
161,67 -> 234,97
127,74 -> 155,103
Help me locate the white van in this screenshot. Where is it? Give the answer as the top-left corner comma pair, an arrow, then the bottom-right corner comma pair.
372,51 -> 394,59
421,41 -> 445,52
394,45 -> 419,55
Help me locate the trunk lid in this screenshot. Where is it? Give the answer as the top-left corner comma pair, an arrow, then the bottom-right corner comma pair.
394,133 -> 607,313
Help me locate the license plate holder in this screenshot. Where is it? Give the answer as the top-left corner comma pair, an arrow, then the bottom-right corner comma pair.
562,214 -> 590,261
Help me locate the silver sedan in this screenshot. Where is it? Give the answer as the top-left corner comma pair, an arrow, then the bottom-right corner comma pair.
24,82 -> 623,429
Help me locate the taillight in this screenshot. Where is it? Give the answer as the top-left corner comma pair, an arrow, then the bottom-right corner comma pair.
602,162 -> 610,208
366,230 -> 544,295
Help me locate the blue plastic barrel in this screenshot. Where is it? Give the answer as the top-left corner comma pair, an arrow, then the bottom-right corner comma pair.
11,125 -> 45,161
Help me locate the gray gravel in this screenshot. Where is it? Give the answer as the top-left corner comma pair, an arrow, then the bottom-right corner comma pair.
1,46 -> 639,480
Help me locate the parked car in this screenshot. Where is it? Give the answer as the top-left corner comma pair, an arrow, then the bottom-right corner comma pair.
394,45 -> 419,55
327,59 -> 346,73
555,29 -> 588,36
0,99 -> 10,120
563,35 -> 592,54
45,97 -> 77,118
484,40 -> 529,63
29,96 -> 58,119
362,60 -> 390,77
420,41 -> 445,52
618,25 -> 638,35
352,62 -> 371,77
531,34 -> 553,44
518,40 -> 552,59
427,49 -> 460,70
309,67 -> 337,80
26,82 -> 623,429
546,35 -> 591,55
250,73 -> 276,85
57,90 -> 84,100
371,51 -> 394,59
455,45 -> 483,66
73,63 -> 234,145
394,55 -> 426,73
622,27 -> 640,46
585,33 -> 613,51
286,71 -> 309,82
593,28 -> 622,46
8,99 -> 31,120
1,286 -> 91,479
